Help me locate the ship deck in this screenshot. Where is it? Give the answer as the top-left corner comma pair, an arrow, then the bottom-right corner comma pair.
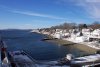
9,51 -> 37,67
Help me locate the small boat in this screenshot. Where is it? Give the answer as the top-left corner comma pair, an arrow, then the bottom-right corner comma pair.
58,54 -> 100,67
71,54 -> 100,67
41,38 -> 51,41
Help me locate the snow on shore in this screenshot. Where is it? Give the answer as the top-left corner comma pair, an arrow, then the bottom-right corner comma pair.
63,38 -> 100,50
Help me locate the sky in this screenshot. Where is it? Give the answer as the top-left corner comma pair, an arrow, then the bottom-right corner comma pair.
0,0 -> 100,29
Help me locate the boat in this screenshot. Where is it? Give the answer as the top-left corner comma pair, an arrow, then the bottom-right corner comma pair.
56,53 -> 100,67
41,38 -> 51,41
71,54 -> 100,67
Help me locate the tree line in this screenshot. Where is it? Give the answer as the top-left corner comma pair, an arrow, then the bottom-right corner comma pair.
50,21 -> 100,30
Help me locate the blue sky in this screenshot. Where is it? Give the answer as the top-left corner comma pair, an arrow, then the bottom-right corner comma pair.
0,0 -> 100,29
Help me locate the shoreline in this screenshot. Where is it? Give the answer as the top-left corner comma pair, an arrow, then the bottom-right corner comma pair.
46,39 -> 98,52
43,35 -> 99,54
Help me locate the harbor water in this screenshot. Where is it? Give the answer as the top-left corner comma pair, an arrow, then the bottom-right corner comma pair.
0,30 -> 94,61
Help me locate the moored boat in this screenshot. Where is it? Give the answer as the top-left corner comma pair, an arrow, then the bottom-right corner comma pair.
41,38 -> 52,41
71,54 -> 100,67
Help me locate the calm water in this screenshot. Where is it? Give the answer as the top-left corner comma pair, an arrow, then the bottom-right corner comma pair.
0,30 -> 90,61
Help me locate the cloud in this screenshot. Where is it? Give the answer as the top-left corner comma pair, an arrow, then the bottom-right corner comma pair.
0,5 -> 65,20
75,0 -> 100,20
70,0 -> 100,18
11,10 -> 65,19
56,0 -> 100,20
85,0 -> 100,3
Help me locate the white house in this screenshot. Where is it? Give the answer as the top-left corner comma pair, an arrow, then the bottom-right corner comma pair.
91,29 -> 100,37
53,32 -> 62,39
82,29 -> 91,36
